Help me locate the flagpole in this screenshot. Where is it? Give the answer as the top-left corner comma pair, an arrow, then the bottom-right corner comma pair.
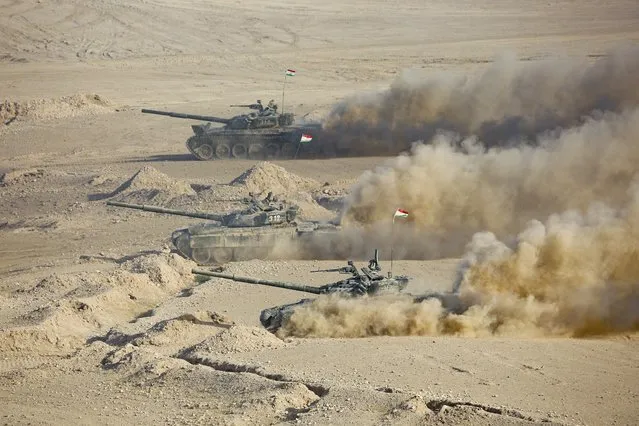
389,208 -> 408,278
390,213 -> 395,277
282,73 -> 287,115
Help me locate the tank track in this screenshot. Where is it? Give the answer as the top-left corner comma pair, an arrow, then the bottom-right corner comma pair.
172,229 -> 271,264
186,130 -> 309,161
176,243 -> 270,264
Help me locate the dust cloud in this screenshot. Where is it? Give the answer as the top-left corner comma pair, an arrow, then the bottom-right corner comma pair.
279,46 -> 639,338
280,191 -> 639,338
1,93 -> 113,126
290,104 -> 639,261
343,106 -> 639,233
334,50 -> 639,251
287,47 -> 639,261
322,46 -> 639,155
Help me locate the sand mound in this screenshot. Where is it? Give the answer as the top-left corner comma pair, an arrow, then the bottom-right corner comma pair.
132,314 -> 224,347
101,345 -> 318,419
0,168 -> 46,186
181,325 -> 286,356
285,192 -> 336,221
238,382 -> 320,415
1,93 -> 113,125
386,395 -> 432,420
0,328 -> 86,356
0,253 -> 196,356
385,396 -> 540,424
100,311 -> 234,355
106,166 -> 196,204
101,344 -> 189,376
122,253 -> 194,287
19,273 -> 85,300
230,162 -> 319,195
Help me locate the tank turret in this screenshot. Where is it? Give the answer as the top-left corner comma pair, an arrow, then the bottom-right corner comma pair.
106,192 -> 299,229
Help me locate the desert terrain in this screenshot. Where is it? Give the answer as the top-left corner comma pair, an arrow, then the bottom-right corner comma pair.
1,0 -> 639,425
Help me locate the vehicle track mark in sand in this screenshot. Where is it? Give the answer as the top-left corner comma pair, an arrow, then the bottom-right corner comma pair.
0,356 -> 57,374
480,350 -> 566,387
176,352 -> 556,423
274,24 -> 299,48
171,354 -> 328,420
176,354 -> 329,398
450,365 -> 472,374
425,398 -> 558,424
1,0 -> 34,20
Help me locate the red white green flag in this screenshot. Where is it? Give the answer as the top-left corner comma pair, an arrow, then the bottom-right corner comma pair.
393,208 -> 409,219
300,133 -> 312,143
285,69 -> 296,76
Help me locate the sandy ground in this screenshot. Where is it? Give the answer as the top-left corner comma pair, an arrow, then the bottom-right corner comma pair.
1,1 -> 639,425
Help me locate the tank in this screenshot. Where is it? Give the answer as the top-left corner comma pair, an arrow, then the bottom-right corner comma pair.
105,193 -> 341,264
193,249 -> 467,334
193,249 -> 411,331
141,100 -> 326,161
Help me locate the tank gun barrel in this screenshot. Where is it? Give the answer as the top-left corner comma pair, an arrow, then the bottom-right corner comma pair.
106,201 -> 224,221
230,104 -> 261,109
192,269 -> 323,294
141,108 -> 230,124
310,259 -> 357,274
310,266 -> 356,274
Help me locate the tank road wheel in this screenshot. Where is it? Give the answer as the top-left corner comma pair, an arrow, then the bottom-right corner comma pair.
211,248 -> 232,264
192,248 -> 212,264
233,247 -> 268,261
265,143 -> 279,159
214,143 -> 231,159
232,247 -> 250,261
248,143 -> 264,159
280,143 -> 296,159
194,144 -> 214,160
255,247 -> 270,260
231,143 -> 247,158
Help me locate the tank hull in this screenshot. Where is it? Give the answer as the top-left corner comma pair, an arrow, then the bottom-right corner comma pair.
259,292 -> 466,334
186,125 -> 327,161
171,221 -> 341,264
259,299 -> 314,333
